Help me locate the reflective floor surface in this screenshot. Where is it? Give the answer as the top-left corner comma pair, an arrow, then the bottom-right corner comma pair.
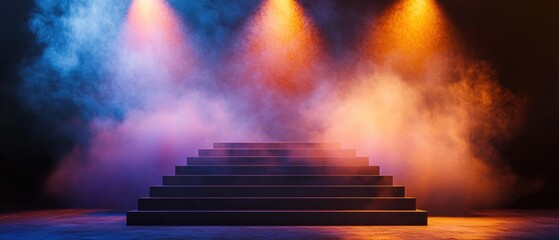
1,209 -> 558,239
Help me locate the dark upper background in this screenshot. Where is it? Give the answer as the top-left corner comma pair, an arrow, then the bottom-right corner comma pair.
1,0 -> 558,210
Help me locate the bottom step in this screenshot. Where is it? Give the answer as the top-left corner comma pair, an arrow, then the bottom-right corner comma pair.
127,210 -> 427,226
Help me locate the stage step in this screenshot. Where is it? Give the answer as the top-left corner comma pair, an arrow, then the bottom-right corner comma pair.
186,157 -> 369,166
198,148 -> 355,157
128,142 -> 428,225
214,142 -> 341,149
162,175 -> 392,185
175,165 -> 380,175
138,197 -> 416,210
150,185 -> 405,197
127,210 -> 428,225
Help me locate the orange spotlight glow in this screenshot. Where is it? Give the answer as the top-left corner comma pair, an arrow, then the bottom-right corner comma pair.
237,0 -> 323,96
332,0 -> 523,214
365,0 -> 455,77
119,0 -> 193,84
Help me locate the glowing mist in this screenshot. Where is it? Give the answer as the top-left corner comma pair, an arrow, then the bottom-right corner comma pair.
112,0 -> 196,105
44,0 -> 261,208
315,0 -> 522,214
221,0 -> 327,139
366,0 -> 455,78
233,0 -> 323,96
22,0 -> 523,213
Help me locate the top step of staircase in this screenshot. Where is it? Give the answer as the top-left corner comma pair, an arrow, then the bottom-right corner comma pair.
213,142 -> 341,149
199,149 -> 355,157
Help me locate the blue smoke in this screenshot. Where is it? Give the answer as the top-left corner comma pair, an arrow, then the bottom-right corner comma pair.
20,0 -> 265,121
18,0 -> 280,208
22,0 -> 129,121
169,0 -> 260,63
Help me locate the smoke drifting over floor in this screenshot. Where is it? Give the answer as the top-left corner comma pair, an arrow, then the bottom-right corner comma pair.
21,0 -> 522,214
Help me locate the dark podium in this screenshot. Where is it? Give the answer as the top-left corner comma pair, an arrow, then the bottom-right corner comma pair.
127,142 -> 427,225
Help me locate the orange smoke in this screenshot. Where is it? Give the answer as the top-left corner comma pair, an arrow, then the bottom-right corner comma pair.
365,0 -> 455,79
236,0 -> 323,97
317,67 -> 520,214
313,0 -> 522,214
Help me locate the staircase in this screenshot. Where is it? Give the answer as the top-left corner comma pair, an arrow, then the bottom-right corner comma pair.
127,142 -> 427,225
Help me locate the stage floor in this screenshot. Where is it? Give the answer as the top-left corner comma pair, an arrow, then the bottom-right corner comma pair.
1,210 -> 558,239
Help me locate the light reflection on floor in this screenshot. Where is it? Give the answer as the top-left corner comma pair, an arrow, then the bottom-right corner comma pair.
0,210 -> 558,239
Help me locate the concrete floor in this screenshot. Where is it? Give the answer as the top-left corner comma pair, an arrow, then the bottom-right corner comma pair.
0,209 -> 558,239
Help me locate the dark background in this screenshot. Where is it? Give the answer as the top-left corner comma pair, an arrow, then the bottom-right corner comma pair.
1,0 -> 558,210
